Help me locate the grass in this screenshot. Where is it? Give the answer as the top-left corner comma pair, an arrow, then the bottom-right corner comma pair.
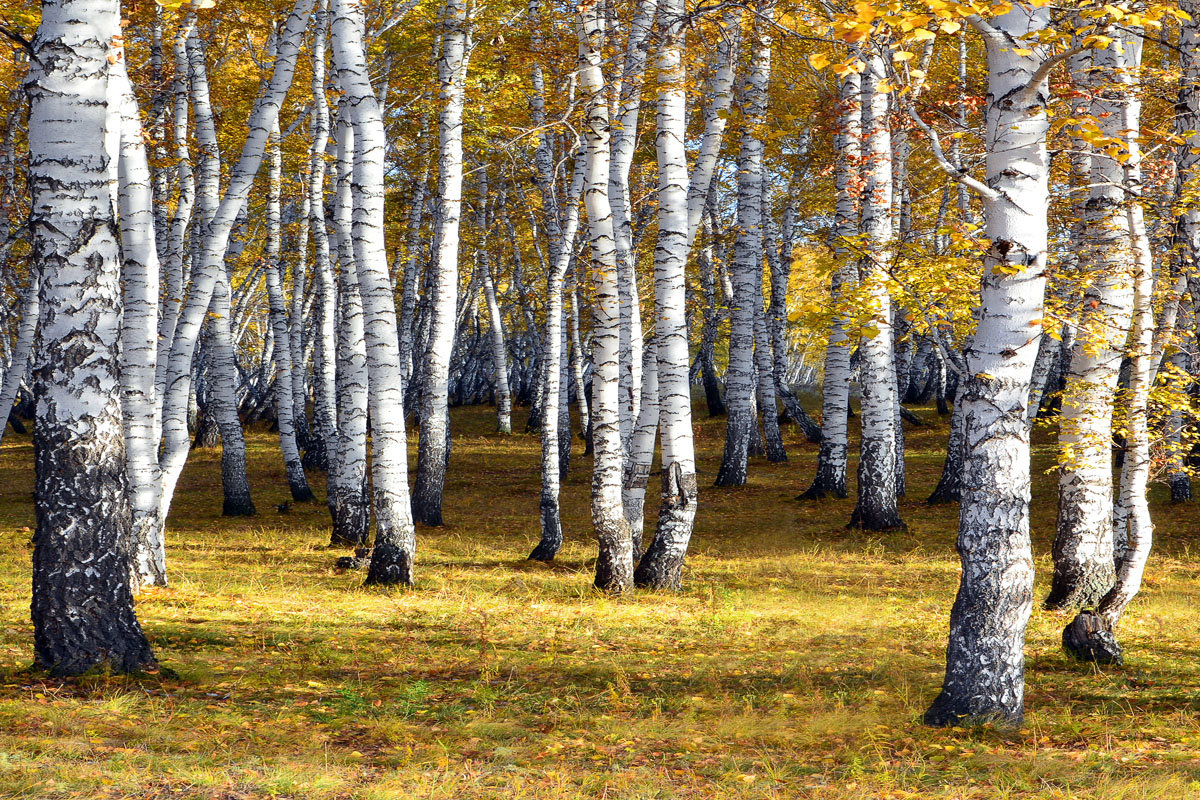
1,400 -> 1200,798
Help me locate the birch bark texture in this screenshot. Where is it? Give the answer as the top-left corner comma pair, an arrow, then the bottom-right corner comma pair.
331,0 -> 418,584
578,3 -> 634,593
28,0 -> 156,676
1048,39 -> 1138,612
635,0 -> 698,589
715,0 -> 773,488
802,71 -> 860,501
849,51 -> 903,532
925,5 -> 1052,727
413,0 -> 471,526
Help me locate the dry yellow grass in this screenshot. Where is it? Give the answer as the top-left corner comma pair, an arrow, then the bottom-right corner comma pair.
0,402 -> 1198,798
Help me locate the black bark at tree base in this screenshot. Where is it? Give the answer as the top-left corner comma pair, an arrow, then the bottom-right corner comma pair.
1061,611 -> 1123,665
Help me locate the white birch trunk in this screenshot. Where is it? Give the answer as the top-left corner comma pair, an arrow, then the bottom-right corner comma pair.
264,129 -> 315,502
28,0 -> 155,675
610,0 -> 656,461
328,112 -> 370,547
579,4 -> 633,592
1048,38 -> 1139,611
851,51 -> 903,531
803,71 -> 860,500
413,0 -> 470,526
111,44 -> 166,588
715,2 -> 773,488
332,0 -> 417,583
308,0 -> 338,476
158,0 -> 313,523
476,169 -> 512,433
926,6 -> 1053,727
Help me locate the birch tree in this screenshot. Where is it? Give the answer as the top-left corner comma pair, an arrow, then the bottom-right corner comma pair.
715,2 -> 773,488
28,0 -> 155,676
578,2 -> 633,592
413,0 -> 471,526
332,0 -> 418,584
924,5 -> 1059,727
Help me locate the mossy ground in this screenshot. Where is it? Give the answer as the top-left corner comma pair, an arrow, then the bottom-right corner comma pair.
1,402 -> 1199,798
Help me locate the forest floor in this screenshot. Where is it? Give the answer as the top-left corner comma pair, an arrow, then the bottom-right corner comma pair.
1,402 -> 1200,798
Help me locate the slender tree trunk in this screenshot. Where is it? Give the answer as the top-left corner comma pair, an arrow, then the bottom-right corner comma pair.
1065,33 -> 1152,661
0,275 -> 38,450
29,0 -> 155,676
307,0 -> 337,474
112,45 -> 167,588
578,5 -> 633,592
715,1 -> 773,488
530,157 -> 585,561
609,0 -> 656,463
332,0 -> 417,583
413,0 -> 471,526
849,53 -> 903,531
476,170 -> 512,434
328,113 -> 370,547
635,0 -> 699,588
1047,41 -> 1139,612
264,130 -> 315,502
802,74 -> 859,500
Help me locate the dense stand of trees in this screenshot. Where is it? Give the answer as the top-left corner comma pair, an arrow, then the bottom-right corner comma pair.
4,0 -> 1200,728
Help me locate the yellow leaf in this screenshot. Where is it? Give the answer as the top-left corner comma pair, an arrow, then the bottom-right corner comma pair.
809,53 -> 830,69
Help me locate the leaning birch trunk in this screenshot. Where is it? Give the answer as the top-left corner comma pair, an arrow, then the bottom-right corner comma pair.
112,46 -> 166,588
529,156 -> 585,562
28,0 -> 155,676
802,71 -> 860,500
1047,40 -> 1137,612
185,26 -> 255,518
715,0 -> 772,488
925,6 -> 1052,727
154,21 -> 194,403
849,50 -> 903,531
634,0 -> 698,589
413,0 -> 470,526
264,129 -> 315,502
328,114 -> 370,547
157,0 -> 313,523
578,4 -> 633,592
476,170 -> 512,434
332,0 -> 417,583
1064,31 -> 1152,661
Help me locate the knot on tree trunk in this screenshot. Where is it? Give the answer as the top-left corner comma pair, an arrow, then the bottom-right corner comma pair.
1062,611 -> 1123,665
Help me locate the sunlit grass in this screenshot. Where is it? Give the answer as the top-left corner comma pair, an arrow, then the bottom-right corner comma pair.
0,400 -> 1198,798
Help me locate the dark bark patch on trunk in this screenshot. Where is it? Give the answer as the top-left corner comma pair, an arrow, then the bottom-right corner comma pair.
1062,611 -> 1122,665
